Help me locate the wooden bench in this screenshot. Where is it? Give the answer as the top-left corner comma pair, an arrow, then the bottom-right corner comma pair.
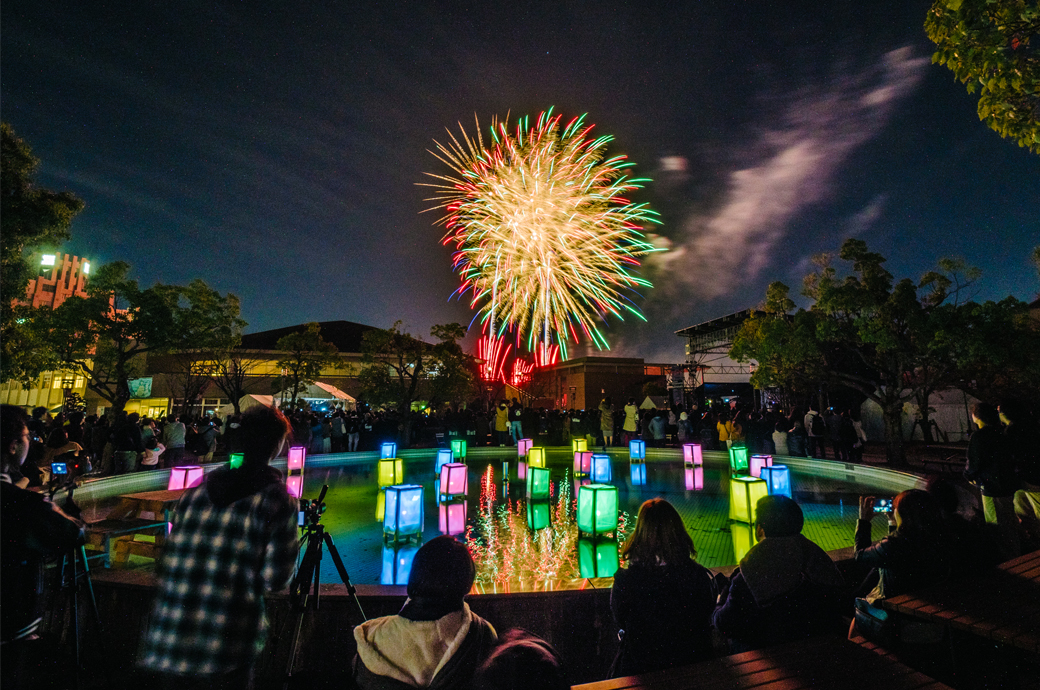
881,549 -> 1040,655
915,445 -> 965,475
84,518 -> 168,568
571,635 -> 951,690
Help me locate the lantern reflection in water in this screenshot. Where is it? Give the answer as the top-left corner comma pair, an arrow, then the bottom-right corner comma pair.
630,462 -> 647,486
526,502 -> 550,530
685,465 -> 704,491
381,542 -> 419,585
439,501 -> 467,535
578,537 -> 619,578
286,474 -> 304,499
731,522 -> 757,561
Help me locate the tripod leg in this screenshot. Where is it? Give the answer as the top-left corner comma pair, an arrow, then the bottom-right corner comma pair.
78,546 -> 103,631
322,532 -> 366,621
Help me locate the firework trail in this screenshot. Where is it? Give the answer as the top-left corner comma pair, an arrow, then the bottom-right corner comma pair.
424,108 -> 661,356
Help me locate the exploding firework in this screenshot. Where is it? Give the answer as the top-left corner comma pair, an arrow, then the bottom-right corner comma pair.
424,109 -> 660,356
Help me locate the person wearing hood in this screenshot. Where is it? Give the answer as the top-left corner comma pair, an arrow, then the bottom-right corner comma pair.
712,496 -> 846,652
137,405 -> 299,688
353,536 -> 497,689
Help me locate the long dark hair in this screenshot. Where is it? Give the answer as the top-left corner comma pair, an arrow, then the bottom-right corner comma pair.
621,498 -> 696,566
893,489 -> 945,542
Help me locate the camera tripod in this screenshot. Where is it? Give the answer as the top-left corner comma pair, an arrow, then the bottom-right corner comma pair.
283,485 -> 366,689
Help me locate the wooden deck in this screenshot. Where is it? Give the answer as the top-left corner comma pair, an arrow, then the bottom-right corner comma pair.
572,635 -> 951,690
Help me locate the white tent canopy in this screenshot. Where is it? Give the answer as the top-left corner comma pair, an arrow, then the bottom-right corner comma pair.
217,394 -> 277,419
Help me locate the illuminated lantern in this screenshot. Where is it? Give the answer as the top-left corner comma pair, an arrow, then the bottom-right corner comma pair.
527,447 -> 546,469
380,543 -> 419,585
517,460 -> 527,481
168,466 -> 204,491
629,439 -> 646,460
383,484 -> 424,541
760,464 -> 792,498
435,449 -> 453,477
518,438 -> 533,457
683,443 -> 703,468
729,476 -> 769,523
228,453 -> 244,470
438,502 -> 467,535
574,451 -> 592,476
591,453 -> 612,483
526,466 -> 550,500
378,459 -> 405,487
731,523 -> 757,561
526,501 -> 550,530
630,462 -> 647,486
578,537 -> 619,578
750,454 -> 773,478
450,438 -> 467,460
577,484 -> 618,535
685,466 -> 704,491
287,446 -> 306,471
728,446 -> 750,476
380,442 -> 397,459
439,463 -> 468,498
572,438 -> 588,453
286,474 -> 304,499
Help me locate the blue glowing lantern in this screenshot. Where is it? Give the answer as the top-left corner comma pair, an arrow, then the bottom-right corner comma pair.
450,438 -> 467,460
630,462 -> 647,486
380,543 -> 419,585
683,443 -> 703,468
591,453 -> 612,483
526,466 -> 551,500
629,439 -> 646,460
435,448 -> 453,477
578,537 -> 619,578
518,438 -> 533,457
574,451 -> 592,476
577,484 -> 619,535
729,445 -> 750,476
377,459 -> 404,487
572,438 -> 588,453
383,484 -> 424,541
439,463 -> 468,499
760,464 -> 792,498
527,447 -> 546,469
750,454 -> 773,478
380,442 -> 397,459
526,501 -> 550,530
729,476 -> 769,523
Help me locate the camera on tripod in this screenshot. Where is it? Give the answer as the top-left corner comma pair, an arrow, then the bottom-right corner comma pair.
297,484 -> 329,528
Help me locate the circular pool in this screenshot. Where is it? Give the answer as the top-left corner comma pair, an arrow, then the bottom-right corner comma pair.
70,447 -> 925,593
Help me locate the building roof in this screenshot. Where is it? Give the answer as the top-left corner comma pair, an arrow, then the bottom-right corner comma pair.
238,320 -> 381,353
674,309 -> 762,337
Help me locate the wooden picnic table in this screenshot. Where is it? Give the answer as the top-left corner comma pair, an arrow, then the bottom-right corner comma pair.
571,635 -> 952,690
105,488 -> 186,522
881,549 -> 1040,655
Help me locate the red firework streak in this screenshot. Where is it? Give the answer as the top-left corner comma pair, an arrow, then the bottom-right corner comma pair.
476,334 -> 510,382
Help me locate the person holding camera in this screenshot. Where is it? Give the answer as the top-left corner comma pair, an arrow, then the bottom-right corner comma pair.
2,405 -> 85,689
137,405 -> 299,689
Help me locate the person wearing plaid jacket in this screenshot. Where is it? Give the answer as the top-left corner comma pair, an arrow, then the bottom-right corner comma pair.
138,405 -> 299,688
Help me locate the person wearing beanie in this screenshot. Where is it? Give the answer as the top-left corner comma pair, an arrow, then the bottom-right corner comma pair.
712,496 -> 846,652
353,536 -> 497,689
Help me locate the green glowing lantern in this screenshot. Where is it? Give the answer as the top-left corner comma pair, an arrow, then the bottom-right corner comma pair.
229,453 -> 244,469
577,484 -> 618,535
450,438 -> 467,460
578,537 -> 619,578
729,475 -> 769,523
526,466 -> 550,500
526,501 -> 550,530
728,445 -> 749,476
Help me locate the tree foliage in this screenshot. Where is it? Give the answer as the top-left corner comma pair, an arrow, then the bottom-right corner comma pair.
925,0 -> 1040,153
275,323 -> 339,410
1,123 -> 84,382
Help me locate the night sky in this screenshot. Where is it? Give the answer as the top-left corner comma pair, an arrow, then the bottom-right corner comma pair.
3,0 -> 1038,362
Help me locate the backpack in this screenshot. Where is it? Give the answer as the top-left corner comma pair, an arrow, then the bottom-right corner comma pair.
810,413 -> 826,437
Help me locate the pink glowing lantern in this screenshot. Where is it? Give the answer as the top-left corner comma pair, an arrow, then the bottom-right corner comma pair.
438,502 -> 467,535
683,443 -> 703,468
685,466 -> 704,491
439,462 -> 468,498
518,438 -> 533,457
288,446 -> 306,471
168,465 -> 204,491
750,454 -> 773,478
286,474 -> 304,499
574,451 -> 592,476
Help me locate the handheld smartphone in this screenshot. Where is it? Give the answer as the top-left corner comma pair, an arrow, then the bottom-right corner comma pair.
874,498 -> 894,513
51,462 -> 69,475
298,510 -> 306,527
